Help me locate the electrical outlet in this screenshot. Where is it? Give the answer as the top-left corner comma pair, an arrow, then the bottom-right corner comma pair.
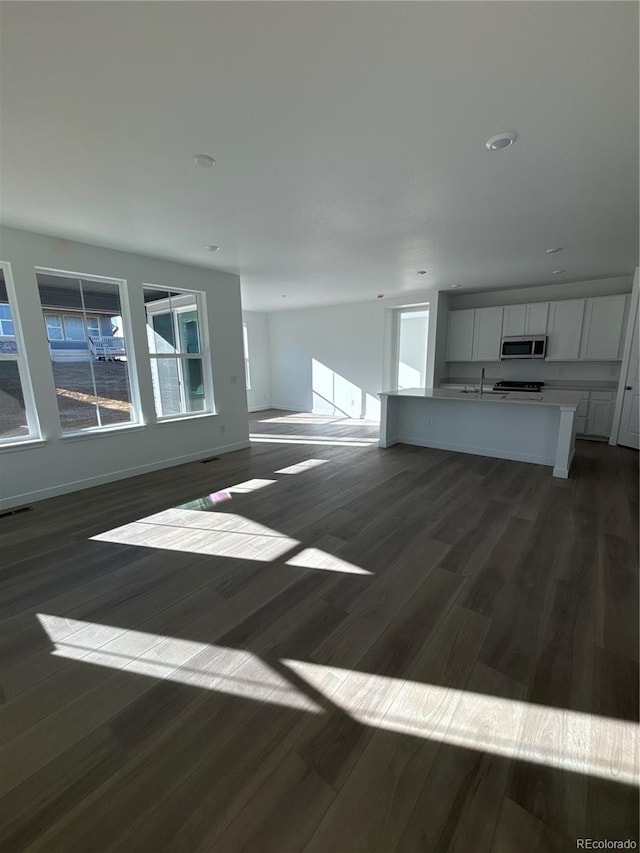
230,375 -> 237,384
220,425 -> 226,434
427,418 -> 434,427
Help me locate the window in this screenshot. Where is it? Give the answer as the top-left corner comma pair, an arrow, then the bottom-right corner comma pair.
144,286 -> 212,419
243,323 -> 251,390
86,316 -> 100,338
0,303 -> 15,338
36,270 -> 137,433
0,264 -> 39,443
63,315 -> 86,341
394,307 -> 429,390
45,314 -> 64,341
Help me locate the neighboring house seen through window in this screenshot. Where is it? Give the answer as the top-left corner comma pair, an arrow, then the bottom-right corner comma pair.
36,270 -> 137,434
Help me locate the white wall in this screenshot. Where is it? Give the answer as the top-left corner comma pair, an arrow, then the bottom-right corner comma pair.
0,226 -> 249,509
269,293 -> 441,421
243,311 -> 272,411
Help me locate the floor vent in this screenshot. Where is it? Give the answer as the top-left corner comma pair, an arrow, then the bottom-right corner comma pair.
0,505 -> 33,519
200,457 -> 220,464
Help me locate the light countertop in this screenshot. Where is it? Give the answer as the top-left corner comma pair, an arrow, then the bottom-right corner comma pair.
379,387 -> 582,408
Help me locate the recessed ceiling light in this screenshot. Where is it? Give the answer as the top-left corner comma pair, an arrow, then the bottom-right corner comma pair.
417,270 -> 427,276
546,247 -> 564,254
376,294 -> 384,299
206,245 -> 219,252
552,269 -> 567,275
281,294 -> 288,298
193,154 -> 216,168
449,284 -> 461,289
485,132 -> 518,151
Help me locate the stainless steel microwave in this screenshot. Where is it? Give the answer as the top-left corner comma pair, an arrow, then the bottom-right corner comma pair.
500,335 -> 547,360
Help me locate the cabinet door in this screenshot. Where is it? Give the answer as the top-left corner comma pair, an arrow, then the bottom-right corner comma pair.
580,295 -> 628,360
525,302 -> 549,335
546,300 -> 585,360
446,310 -> 475,361
503,305 -> 526,337
472,307 -> 503,362
586,399 -> 614,437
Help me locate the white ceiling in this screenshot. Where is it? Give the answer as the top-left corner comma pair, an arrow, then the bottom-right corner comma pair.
0,2 -> 638,312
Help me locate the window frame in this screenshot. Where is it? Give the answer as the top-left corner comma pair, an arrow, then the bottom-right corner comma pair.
243,322 -> 251,390
392,305 -> 430,391
35,267 -> 142,436
44,313 -> 64,341
0,261 -> 41,445
143,285 -> 215,422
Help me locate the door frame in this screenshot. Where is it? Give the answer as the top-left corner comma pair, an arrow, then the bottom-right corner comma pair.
610,266 -> 639,446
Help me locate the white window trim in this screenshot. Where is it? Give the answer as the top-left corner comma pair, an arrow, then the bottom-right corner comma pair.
243,322 -> 251,391
35,267 -> 142,435
0,261 -> 41,445
143,284 -> 215,421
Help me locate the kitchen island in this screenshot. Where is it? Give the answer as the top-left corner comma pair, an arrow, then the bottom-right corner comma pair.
378,387 -> 582,478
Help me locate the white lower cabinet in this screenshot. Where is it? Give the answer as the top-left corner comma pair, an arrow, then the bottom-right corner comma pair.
575,390 -> 615,438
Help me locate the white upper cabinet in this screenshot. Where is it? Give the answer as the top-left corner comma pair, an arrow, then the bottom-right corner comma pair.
446,310 -> 474,361
502,304 -> 527,337
502,302 -> 548,337
472,307 -> 503,361
445,294 -> 628,363
546,299 -> 585,360
525,302 -> 549,335
579,295 -> 628,360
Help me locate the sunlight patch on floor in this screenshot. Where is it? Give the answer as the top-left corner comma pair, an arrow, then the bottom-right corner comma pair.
91,511 -> 300,561
275,459 -> 330,475
250,434 -> 376,448
91,508 -> 374,573
285,548 -> 372,575
284,660 -> 640,786
37,612 -> 638,785
38,616 -> 323,712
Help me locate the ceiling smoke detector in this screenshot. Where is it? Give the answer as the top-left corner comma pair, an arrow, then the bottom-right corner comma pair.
546,247 -> 564,254
485,132 -> 518,152
194,154 -> 216,168
206,245 -> 219,252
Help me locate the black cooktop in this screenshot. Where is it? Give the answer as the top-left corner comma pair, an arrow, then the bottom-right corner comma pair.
492,380 -> 545,392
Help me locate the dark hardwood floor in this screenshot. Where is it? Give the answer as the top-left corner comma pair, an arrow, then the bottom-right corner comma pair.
1,409 -> 638,852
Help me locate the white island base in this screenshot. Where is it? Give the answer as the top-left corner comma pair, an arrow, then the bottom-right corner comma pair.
378,388 -> 581,478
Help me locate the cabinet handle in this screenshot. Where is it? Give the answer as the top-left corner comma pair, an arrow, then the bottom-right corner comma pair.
625,386 -> 633,391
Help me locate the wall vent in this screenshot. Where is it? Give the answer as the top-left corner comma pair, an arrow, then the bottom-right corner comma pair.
0,505 -> 33,519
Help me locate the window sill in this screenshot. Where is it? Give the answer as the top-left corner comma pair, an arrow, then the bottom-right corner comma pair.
156,412 -> 218,425
60,423 -> 147,443
0,438 -> 47,454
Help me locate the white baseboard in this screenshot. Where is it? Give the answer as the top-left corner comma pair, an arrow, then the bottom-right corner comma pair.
269,404 -> 304,413
0,440 -> 251,512
247,405 -> 273,412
